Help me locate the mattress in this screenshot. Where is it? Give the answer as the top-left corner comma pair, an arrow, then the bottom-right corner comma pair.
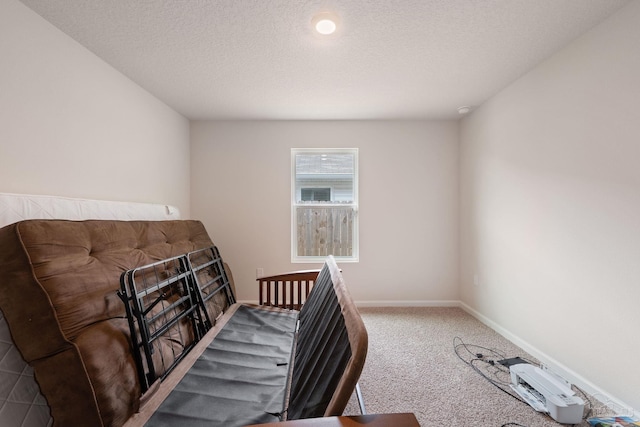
0,192 -> 179,226
145,305 -> 299,427
0,193 -> 180,427
0,309 -> 52,426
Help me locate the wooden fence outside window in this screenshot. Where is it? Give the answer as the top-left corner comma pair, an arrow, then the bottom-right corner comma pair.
295,205 -> 354,257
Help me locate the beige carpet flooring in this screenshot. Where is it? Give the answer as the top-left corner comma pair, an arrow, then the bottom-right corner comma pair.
342,307 -> 608,427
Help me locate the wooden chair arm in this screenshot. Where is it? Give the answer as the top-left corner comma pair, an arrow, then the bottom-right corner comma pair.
258,270 -> 321,282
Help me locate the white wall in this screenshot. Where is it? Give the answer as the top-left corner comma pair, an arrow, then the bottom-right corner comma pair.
0,0 -> 191,216
460,1 -> 640,412
191,120 -> 459,303
7,0 -> 636,412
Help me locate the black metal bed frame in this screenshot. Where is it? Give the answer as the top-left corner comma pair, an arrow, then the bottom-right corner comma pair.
118,246 -> 235,393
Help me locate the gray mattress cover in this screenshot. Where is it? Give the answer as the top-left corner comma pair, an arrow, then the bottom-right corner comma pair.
145,305 -> 298,427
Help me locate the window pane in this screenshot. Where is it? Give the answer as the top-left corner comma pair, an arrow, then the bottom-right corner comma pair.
301,188 -> 331,201
295,205 -> 354,257
295,153 -> 354,202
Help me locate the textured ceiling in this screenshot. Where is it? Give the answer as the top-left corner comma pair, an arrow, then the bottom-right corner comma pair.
20,0 -> 629,120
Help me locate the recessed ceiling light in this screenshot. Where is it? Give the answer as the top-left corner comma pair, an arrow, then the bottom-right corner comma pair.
312,12 -> 339,35
457,106 -> 471,115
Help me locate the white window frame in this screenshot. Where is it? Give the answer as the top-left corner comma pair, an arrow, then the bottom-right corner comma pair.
291,148 -> 359,263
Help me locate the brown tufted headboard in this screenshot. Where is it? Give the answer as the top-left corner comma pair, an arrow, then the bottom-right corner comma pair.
0,219 -> 230,427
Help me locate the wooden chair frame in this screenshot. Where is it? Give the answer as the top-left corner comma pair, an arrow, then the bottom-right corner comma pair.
258,270 -> 320,310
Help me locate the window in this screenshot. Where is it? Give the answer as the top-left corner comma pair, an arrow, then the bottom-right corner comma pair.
301,188 -> 331,202
292,148 -> 358,262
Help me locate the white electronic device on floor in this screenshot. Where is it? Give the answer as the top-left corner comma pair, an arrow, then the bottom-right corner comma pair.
509,363 -> 585,424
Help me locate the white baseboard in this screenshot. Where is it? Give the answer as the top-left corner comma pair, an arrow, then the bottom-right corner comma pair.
458,301 -> 637,418
355,300 -> 461,308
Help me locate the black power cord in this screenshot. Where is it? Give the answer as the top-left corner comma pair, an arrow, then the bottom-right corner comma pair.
453,336 -> 524,403
453,336 -> 593,426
